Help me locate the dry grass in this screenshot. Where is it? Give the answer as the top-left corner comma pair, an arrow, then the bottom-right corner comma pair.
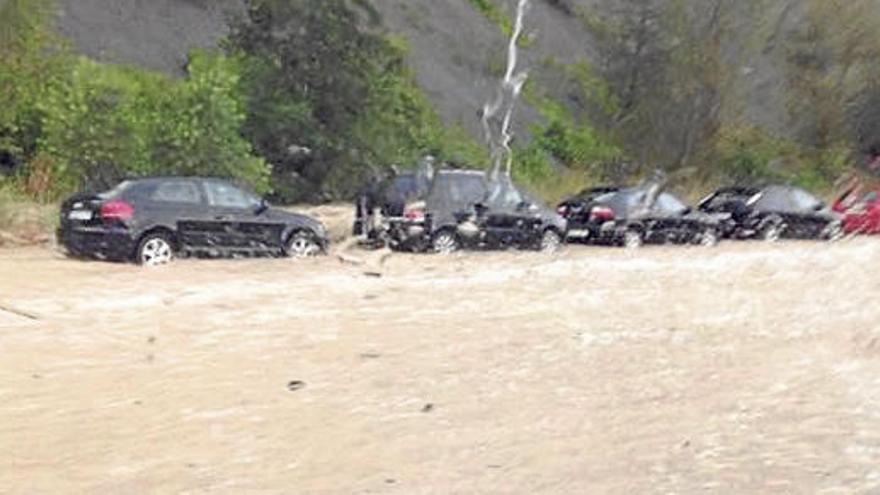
0,188 -> 56,246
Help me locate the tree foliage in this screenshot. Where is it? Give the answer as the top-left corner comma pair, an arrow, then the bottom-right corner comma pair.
227,0 -> 484,202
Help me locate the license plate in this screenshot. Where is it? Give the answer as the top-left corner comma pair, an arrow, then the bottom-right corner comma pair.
567,229 -> 590,239
68,210 -> 93,221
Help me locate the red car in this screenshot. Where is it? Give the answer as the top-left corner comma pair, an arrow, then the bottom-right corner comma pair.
834,190 -> 880,234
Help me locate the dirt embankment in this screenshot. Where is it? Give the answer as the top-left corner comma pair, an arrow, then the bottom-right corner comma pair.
1,238 -> 880,493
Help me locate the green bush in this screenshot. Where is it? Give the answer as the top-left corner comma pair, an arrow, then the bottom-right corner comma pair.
34,52 -> 268,197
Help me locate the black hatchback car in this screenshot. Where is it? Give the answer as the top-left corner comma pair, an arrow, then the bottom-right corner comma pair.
567,186 -> 723,248
699,185 -> 843,241
58,177 -> 328,265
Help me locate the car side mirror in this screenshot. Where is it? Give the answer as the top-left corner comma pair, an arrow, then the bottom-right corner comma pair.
682,206 -> 693,215
516,201 -> 533,212
256,199 -> 270,214
813,203 -> 824,212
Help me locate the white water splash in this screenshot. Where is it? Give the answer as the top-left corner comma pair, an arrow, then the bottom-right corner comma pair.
481,0 -> 531,180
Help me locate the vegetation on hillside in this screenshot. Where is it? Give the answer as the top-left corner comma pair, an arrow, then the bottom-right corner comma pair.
2,0 -> 880,208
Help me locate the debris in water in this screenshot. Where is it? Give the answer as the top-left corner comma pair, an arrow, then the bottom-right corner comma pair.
0,302 -> 39,321
287,380 -> 306,392
421,403 -> 434,413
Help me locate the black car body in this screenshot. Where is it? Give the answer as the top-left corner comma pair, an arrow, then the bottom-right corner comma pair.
59,177 -> 328,265
353,172 -> 431,249
557,186 -> 623,242
354,169 -> 567,253
567,186 -> 723,248
439,176 -> 568,253
699,185 -> 842,241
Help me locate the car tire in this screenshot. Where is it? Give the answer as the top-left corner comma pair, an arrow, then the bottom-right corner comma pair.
822,221 -> 844,242
136,232 -> 175,267
432,230 -> 460,255
539,229 -> 562,253
699,228 -> 719,247
623,229 -> 643,249
760,217 -> 784,242
285,231 -> 321,259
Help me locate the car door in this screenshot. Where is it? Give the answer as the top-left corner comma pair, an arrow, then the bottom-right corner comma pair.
482,183 -> 531,245
786,188 -> 829,238
201,180 -> 283,252
142,179 -> 213,249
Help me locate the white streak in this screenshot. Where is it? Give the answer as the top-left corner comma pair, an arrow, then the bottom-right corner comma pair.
481,0 -> 531,180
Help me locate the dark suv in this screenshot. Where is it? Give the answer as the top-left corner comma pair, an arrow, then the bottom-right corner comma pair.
354,169 -> 566,253
59,177 -> 328,265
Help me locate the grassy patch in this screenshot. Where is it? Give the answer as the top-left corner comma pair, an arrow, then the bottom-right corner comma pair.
0,184 -> 56,245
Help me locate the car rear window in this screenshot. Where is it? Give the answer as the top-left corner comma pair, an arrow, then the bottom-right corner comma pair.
98,181 -> 132,199
151,181 -> 202,204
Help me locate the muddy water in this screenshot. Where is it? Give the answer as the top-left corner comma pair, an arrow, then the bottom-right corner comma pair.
1,240 -> 880,493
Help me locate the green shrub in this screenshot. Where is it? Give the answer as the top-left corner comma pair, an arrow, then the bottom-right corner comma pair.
34,52 -> 268,197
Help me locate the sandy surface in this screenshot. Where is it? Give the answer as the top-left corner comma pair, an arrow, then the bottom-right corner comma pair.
2,239 -> 880,493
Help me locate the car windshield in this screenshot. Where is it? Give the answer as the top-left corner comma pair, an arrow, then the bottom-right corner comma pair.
751,186 -> 823,212
790,188 -> 823,210
599,189 -> 645,217
654,193 -> 688,214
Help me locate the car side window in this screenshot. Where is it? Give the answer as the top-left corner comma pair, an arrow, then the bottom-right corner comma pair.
151,182 -> 202,204
204,181 -> 259,209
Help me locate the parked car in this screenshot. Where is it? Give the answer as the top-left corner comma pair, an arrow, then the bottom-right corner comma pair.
556,186 -> 623,242
59,177 -> 328,265
701,185 -> 842,241
568,186 -> 723,248
697,186 -> 761,238
438,177 -> 568,254
354,169 -> 566,253
833,189 -> 880,235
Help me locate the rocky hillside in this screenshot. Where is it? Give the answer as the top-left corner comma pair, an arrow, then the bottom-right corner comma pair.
55,0 -> 791,142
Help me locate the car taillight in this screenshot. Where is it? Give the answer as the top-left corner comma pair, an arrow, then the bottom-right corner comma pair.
589,206 -> 615,222
100,200 -> 134,222
404,207 -> 425,221
557,205 -> 569,216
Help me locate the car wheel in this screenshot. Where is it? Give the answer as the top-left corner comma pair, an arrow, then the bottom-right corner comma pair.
137,232 -> 174,266
285,231 -> 321,259
623,229 -> 643,249
760,219 -> 784,242
822,221 -> 844,242
432,230 -> 460,255
540,229 -> 562,253
699,228 -> 719,247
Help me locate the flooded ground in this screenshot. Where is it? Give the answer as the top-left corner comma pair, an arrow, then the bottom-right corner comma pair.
2,239 -> 880,493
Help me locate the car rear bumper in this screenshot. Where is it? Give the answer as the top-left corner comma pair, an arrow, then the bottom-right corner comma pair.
58,225 -> 137,260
